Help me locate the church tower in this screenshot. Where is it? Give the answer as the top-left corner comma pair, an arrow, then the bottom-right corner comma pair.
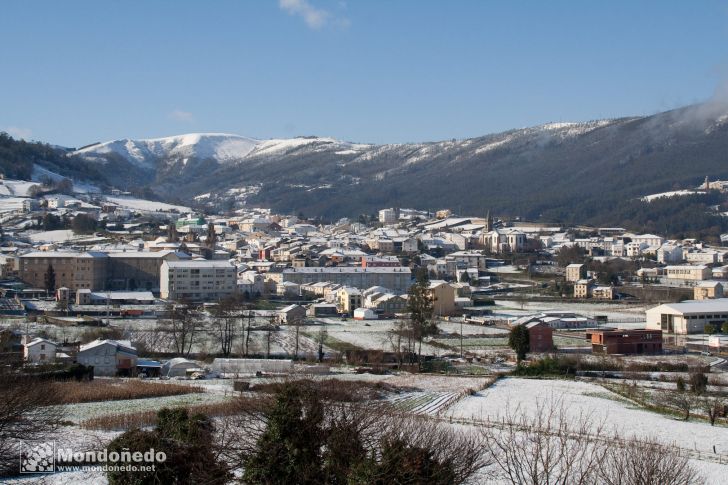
485,210 -> 493,233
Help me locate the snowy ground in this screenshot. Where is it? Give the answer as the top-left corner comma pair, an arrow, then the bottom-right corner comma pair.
447,377 -> 728,483
494,299 -> 650,325
59,392 -> 230,424
104,196 -> 190,213
641,189 -> 702,202
27,229 -> 77,243
0,179 -> 38,197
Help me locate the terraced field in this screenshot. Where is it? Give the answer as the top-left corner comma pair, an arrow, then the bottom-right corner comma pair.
388,391 -> 464,415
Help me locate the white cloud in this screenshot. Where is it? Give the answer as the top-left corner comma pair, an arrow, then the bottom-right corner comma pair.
279,0 -> 348,30
3,126 -> 32,140
169,109 -> 195,123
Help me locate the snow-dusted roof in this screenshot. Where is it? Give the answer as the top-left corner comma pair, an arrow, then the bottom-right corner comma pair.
649,299 -> 728,315
79,339 -> 136,355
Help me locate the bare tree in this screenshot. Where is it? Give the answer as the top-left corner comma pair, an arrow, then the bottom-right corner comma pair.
479,397 -> 702,485
659,391 -> 694,421
480,398 -> 608,485
696,395 -> 725,426
599,436 -> 702,485
291,316 -> 303,360
0,374 -> 63,476
387,319 -> 414,367
211,297 -> 238,357
316,327 -> 328,362
159,300 -> 202,357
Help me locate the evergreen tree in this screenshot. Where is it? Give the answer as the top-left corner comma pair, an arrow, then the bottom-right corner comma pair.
508,324 -> 530,362
243,384 -> 324,484
106,408 -> 229,485
407,268 -> 436,366
44,264 -> 56,295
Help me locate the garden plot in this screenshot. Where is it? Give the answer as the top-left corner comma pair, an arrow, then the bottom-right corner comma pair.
389,391 -> 462,415
447,377 -> 728,457
317,320 -> 447,355
59,392 -> 231,424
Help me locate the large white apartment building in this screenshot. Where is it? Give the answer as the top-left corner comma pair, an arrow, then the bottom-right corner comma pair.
160,260 -> 237,301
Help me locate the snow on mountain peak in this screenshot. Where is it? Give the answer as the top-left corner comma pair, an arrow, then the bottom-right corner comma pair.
73,133 -> 369,168
74,133 -> 261,168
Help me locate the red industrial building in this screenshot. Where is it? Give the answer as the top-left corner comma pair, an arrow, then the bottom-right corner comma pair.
585,329 -> 662,355
525,321 -> 554,352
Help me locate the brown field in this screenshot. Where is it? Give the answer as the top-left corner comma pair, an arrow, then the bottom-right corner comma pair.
51,380 -> 203,404
80,399 -> 244,431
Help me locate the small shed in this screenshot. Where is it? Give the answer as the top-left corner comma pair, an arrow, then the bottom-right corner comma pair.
162,358 -> 202,378
137,359 -> 162,377
277,304 -> 306,324
353,308 -> 377,320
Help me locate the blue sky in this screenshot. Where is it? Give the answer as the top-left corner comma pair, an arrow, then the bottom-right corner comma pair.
1,0 -> 727,147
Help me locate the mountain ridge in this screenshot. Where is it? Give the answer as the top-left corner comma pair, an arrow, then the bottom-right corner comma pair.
5,102 -> 728,233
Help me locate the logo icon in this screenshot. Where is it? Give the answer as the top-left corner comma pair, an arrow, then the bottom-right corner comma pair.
20,441 -> 55,473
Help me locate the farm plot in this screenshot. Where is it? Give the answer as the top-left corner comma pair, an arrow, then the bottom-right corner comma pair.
389,391 -> 463,415
447,377 -> 728,456
59,391 -> 231,424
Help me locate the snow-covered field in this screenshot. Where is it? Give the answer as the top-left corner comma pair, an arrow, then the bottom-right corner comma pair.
0,179 -> 38,197
32,165 -> 100,193
317,319 -> 448,356
59,392 -> 230,424
447,377 -> 728,483
104,196 -> 190,213
28,229 -> 77,243
494,299 -> 649,324
641,189 -> 702,202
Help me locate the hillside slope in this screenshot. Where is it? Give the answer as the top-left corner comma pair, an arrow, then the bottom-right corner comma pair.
15,101 -> 728,228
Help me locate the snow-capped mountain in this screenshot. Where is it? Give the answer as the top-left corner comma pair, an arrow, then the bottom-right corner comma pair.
69,101 -> 728,220
75,133 -> 370,169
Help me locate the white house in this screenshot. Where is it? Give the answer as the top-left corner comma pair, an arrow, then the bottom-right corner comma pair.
77,339 -> 138,376
657,245 -> 683,264
629,234 -> 665,247
24,338 -> 57,363
481,228 -> 526,253
353,307 -> 378,320
685,251 -> 719,265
